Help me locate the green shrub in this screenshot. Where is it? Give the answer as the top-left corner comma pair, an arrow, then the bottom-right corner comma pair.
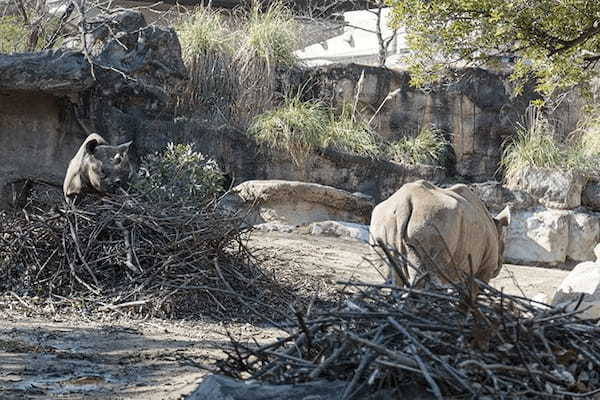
134,143 -> 224,204
499,106 -> 600,182
387,126 -> 448,166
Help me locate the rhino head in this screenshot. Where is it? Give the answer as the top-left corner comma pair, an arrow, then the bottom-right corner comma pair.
492,206 -> 511,275
63,133 -> 133,200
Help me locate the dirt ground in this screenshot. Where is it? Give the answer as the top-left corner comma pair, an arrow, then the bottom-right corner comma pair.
0,231 -> 571,399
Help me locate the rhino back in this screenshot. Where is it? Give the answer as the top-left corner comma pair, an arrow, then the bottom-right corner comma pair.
370,180 -> 500,282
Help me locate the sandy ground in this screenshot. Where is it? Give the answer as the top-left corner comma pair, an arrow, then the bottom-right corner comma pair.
0,231 -> 571,399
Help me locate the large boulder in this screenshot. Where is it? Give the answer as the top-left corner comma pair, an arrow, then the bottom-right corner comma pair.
552,244 -> 600,319
232,180 -> 375,226
506,168 -> 585,210
504,209 -> 570,266
567,212 -> 600,262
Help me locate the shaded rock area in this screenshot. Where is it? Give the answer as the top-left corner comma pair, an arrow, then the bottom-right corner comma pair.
582,180 -> 600,211
470,180 -> 535,211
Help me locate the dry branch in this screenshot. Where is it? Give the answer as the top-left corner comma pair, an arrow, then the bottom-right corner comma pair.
0,190 -> 302,321
218,275 -> 600,399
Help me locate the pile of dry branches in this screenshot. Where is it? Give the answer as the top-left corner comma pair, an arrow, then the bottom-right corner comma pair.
0,191 -> 292,320
219,278 -> 600,399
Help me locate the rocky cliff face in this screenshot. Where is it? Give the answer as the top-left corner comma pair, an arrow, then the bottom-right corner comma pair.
289,64 -> 580,181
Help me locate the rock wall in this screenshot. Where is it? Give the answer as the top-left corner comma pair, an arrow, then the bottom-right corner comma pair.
473,179 -> 600,266
134,118 -> 445,203
290,64 -> 581,181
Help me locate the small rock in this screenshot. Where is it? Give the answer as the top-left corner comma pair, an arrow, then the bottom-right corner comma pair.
309,221 -> 370,242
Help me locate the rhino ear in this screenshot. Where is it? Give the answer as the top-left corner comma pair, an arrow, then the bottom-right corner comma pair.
119,141 -> 133,154
494,206 -> 511,227
85,138 -> 101,155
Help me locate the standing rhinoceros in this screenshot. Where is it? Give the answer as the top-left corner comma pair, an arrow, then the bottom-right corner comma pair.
63,133 -> 132,201
370,180 -> 510,287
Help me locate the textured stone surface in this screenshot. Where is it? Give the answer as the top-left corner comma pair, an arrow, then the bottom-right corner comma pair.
187,375 -> 349,400
309,220 -> 370,242
552,245 -> 600,319
0,49 -> 93,92
470,181 -> 535,212
504,209 -> 570,266
507,168 -> 585,210
187,374 -> 432,400
567,212 -> 600,262
582,180 -> 600,211
233,180 -> 375,225
291,65 -> 549,181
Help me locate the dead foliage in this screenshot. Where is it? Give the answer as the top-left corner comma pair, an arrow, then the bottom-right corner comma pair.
219,275 -> 600,399
0,191 -> 327,322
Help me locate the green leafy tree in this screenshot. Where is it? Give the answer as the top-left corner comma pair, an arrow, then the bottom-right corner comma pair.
387,0 -> 600,95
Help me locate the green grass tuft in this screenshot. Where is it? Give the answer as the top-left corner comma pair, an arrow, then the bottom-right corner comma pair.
248,98 -> 385,165
387,126 -> 448,166
243,1 -> 299,67
501,106 -> 600,182
176,8 -> 232,60
324,104 -> 383,157
248,97 -> 327,165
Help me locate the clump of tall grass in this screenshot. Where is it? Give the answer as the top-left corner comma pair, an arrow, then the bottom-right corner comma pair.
248,98 -> 384,165
175,1 -> 299,126
501,106 -> 600,183
248,97 -> 327,166
387,126 -> 448,166
0,16 -> 29,53
177,7 -> 232,59
242,1 -> 299,67
325,103 -> 382,157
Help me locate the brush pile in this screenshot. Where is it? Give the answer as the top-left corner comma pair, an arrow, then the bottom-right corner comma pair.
0,192 -> 262,318
0,144 -> 312,320
219,278 -> 600,399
